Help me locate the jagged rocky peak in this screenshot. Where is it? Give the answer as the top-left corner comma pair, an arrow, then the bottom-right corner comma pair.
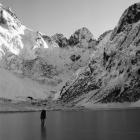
72,27 -> 93,40
51,33 -> 68,48
51,28 -> 97,48
0,3 -> 23,30
111,3 -> 140,40
68,27 -> 97,48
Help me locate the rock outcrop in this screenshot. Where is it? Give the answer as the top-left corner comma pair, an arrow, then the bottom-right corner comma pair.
68,27 -> 96,48
60,3 -> 140,104
52,33 -> 68,48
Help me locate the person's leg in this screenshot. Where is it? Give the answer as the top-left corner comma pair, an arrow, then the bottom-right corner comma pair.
42,119 -> 45,126
41,119 -> 43,125
44,118 -> 46,126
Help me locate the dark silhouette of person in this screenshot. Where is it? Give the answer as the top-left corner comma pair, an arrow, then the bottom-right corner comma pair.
40,109 -> 46,127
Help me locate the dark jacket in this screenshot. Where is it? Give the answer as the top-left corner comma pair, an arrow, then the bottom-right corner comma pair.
40,110 -> 46,119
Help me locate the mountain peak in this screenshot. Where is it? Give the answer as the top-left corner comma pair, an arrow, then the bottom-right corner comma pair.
68,27 -> 96,47
79,27 -> 92,31
74,27 -> 93,37
0,3 -> 24,31
111,3 -> 140,40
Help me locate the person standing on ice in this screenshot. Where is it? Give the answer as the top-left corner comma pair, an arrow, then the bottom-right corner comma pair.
40,109 -> 46,127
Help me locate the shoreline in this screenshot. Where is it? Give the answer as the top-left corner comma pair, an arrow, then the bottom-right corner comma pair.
0,101 -> 140,113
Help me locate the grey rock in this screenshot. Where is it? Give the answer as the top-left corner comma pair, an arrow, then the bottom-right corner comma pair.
60,3 -> 140,104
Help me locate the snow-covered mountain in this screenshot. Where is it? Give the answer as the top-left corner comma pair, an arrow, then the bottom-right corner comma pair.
0,4 -> 55,59
0,3 -> 96,100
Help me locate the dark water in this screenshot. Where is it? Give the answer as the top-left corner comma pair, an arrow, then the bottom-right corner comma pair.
0,110 -> 140,140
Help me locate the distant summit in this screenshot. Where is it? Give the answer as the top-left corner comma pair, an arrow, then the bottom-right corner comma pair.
51,27 -> 97,49
69,27 -> 96,48
51,33 -> 68,48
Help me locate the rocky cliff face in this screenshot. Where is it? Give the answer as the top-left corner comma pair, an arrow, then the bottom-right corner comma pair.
60,3 -> 140,104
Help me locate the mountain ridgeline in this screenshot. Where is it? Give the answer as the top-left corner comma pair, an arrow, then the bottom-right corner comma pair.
0,3 -> 96,100
52,27 -> 96,48
60,3 -> 140,104
0,2 -> 139,105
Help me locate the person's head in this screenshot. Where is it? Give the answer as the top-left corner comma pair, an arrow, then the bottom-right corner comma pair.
41,109 -> 46,112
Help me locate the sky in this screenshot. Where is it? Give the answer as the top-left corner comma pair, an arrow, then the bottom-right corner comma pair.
1,0 -> 140,39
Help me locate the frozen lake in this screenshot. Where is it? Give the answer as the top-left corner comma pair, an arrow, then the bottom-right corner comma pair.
0,109 -> 140,140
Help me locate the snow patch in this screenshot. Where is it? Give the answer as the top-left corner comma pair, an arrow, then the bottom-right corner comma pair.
0,26 -> 24,55
33,32 -> 49,50
41,36 -> 49,48
0,69 -> 48,99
